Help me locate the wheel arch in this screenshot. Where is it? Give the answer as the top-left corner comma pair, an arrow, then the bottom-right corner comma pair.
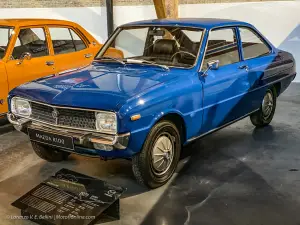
273,82 -> 281,97
154,112 -> 187,144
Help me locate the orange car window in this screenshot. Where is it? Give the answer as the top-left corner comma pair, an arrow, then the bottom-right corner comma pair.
0,27 -> 13,59
69,29 -> 87,51
49,27 -> 87,55
12,27 -> 49,60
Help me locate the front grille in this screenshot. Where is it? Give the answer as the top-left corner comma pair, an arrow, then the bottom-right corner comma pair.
30,102 -> 96,130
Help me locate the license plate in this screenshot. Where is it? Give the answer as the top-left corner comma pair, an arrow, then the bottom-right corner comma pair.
28,128 -> 74,150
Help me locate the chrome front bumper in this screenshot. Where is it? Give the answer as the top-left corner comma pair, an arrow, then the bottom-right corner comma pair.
7,113 -> 130,150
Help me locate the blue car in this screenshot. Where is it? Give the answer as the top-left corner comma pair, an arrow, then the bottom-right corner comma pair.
7,18 -> 296,188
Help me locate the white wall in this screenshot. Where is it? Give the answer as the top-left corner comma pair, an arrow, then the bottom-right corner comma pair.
181,1 -> 300,82
0,6 -> 157,42
0,3 -> 299,81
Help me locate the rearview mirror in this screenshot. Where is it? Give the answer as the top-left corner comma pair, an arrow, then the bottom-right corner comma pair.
201,60 -> 219,77
17,52 -> 32,65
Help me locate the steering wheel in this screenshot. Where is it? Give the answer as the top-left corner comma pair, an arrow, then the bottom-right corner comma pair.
171,51 -> 196,61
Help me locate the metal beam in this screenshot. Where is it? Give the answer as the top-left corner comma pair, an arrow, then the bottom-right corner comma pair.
106,0 -> 114,37
153,0 -> 178,19
153,0 -> 166,19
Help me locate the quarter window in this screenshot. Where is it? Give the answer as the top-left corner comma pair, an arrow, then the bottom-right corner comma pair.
203,28 -> 239,69
12,28 -> 48,59
70,29 -> 87,51
49,27 -> 86,55
239,27 -> 270,59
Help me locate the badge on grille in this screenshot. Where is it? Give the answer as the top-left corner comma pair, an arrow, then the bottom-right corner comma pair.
52,109 -> 59,119
52,109 -> 59,124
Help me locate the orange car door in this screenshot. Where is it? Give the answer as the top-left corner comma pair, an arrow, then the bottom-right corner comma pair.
5,26 -> 55,90
0,27 -> 13,115
47,26 -> 94,74
0,62 -> 8,115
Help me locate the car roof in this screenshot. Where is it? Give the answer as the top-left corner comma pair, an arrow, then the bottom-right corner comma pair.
0,18 -> 77,27
122,18 -> 252,29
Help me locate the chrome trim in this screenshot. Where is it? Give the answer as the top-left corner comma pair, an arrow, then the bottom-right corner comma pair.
7,113 -> 30,126
8,113 -> 129,150
0,112 -> 7,117
11,97 -> 117,135
28,123 -> 130,150
187,109 -> 259,143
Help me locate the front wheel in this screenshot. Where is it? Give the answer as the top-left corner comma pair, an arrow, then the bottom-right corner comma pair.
132,120 -> 181,189
250,87 -> 277,127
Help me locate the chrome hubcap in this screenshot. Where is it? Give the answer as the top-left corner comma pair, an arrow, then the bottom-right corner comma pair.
262,92 -> 273,119
152,134 -> 174,176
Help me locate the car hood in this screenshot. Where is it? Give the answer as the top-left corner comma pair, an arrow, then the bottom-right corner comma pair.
10,63 -> 177,111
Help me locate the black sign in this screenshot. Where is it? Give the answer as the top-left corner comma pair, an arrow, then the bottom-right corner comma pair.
12,169 -> 125,225
28,128 -> 74,150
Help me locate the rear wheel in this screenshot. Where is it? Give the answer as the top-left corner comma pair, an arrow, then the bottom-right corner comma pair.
31,141 -> 70,162
132,120 -> 181,189
250,87 -> 277,127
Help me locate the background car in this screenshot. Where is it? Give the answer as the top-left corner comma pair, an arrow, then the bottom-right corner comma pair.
0,18 -> 123,117
7,18 -> 296,188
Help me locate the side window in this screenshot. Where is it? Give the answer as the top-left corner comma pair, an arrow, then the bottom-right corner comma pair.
239,27 -> 270,59
12,27 -> 48,59
0,27 -> 13,59
203,28 -> 239,69
49,28 -> 76,55
49,27 -> 87,55
70,29 -> 87,51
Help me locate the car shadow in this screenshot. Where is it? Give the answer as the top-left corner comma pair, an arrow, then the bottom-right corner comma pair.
139,123 -> 300,225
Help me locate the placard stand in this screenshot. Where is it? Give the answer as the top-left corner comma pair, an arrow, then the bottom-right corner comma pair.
11,168 -> 125,225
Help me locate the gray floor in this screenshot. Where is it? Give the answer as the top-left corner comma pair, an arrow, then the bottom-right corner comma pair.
0,83 -> 300,225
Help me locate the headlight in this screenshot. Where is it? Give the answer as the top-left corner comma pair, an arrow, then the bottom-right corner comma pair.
95,112 -> 117,133
11,97 -> 32,117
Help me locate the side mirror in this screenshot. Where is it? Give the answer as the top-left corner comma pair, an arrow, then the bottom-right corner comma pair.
201,60 -> 219,77
207,60 -> 219,70
17,52 -> 32,65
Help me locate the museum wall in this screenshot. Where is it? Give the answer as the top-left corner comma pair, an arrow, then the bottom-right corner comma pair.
0,0 -> 299,82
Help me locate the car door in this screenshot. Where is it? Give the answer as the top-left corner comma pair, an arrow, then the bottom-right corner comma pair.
237,26 -> 276,111
5,26 -> 56,91
47,26 -> 93,74
0,26 -> 13,115
200,27 -> 250,133
0,62 -> 8,115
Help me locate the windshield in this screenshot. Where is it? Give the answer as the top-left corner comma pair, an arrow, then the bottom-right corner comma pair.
0,27 -> 13,59
96,26 -> 204,68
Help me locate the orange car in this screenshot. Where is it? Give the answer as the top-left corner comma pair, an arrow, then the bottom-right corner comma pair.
0,18 -> 122,117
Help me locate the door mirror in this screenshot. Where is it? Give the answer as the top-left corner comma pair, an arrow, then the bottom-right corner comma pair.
17,52 -> 32,65
207,60 -> 219,70
200,60 -> 220,77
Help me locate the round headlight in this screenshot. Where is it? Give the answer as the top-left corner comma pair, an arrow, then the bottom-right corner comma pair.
11,97 -> 32,117
95,112 -> 117,133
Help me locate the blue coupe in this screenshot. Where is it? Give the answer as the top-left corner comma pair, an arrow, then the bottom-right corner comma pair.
7,18 -> 296,188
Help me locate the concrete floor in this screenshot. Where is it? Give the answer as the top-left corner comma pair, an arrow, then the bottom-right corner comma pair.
0,83 -> 300,225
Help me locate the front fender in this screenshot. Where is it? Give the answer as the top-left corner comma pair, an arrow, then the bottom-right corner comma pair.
118,73 -> 203,154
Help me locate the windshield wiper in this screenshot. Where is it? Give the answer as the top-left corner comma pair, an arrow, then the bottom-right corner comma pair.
125,59 -> 169,71
96,56 -> 126,66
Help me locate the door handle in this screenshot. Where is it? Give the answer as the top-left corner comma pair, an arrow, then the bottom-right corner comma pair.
238,65 -> 249,71
84,53 -> 92,58
45,61 -> 54,66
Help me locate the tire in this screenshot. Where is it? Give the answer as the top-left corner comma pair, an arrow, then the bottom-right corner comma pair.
132,120 -> 181,189
250,87 -> 277,127
31,141 -> 70,162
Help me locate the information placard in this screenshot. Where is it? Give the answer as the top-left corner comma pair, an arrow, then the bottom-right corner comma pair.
11,168 -> 125,225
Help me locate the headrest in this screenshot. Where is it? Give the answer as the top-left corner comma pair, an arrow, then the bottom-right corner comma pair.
152,39 -> 177,55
